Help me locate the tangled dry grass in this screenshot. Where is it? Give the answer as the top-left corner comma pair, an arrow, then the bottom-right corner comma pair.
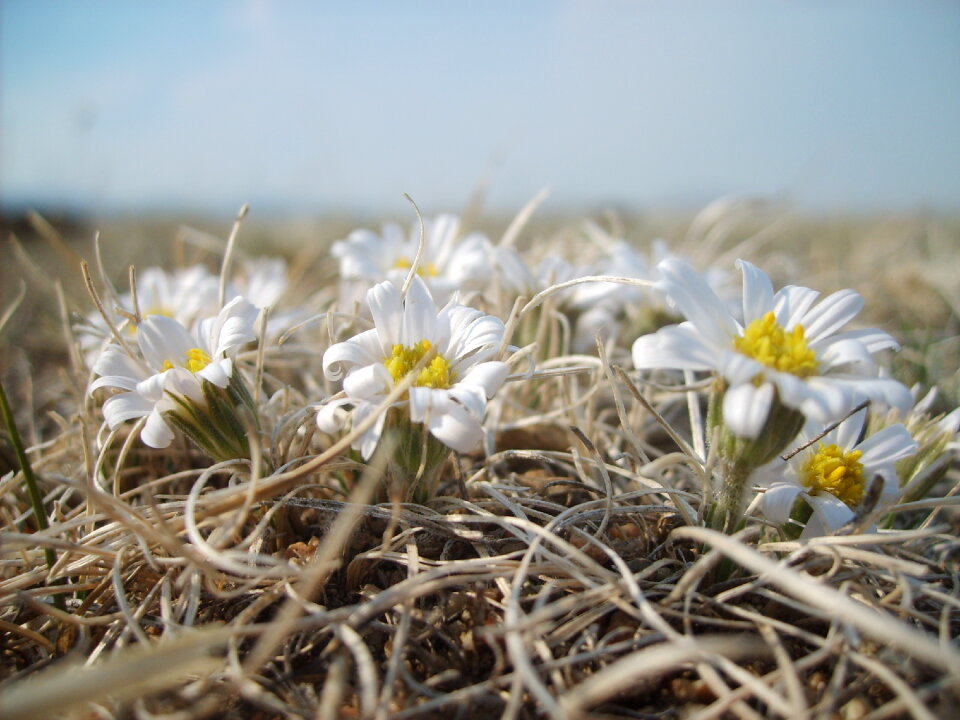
1,202 -> 958,719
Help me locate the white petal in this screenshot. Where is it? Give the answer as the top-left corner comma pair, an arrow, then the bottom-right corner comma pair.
799,378 -> 856,425
457,361 -> 509,398
427,216 -> 458,264
912,386 -> 939,416
323,329 -> 384,381
427,395 -> 484,452
343,363 -> 392,400
857,423 -> 918,466
445,233 -> 494,289
835,407 -> 867,450
197,358 -> 232,388
141,408 -> 174,449
211,296 -> 259,357
800,289 -> 863,343
872,466 -> 904,508
737,259 -> 774,323
400,276 -> 438,345
658,258 -> 739,346
240,258 -> 288,309
938,408 -> 960,435
723,382 -> 774,439
91,346 -> 147,390
90,371 -> 144,395
769,371 -> 813,411
409,386 -> 446,424
805,492 -> 855,536
773,285 -> 820,329
332,231 -> 382,279
829,376 -> 914,413
448,385 -> 487,418
446,307 -> 503,365
163,368 -> 205,404
823,328 -> 900,354
353,402 -> 387,460
762,482 -> 805,524
573,306 -> 619,352
719,350 -> 764,385
815,338 -> 876,372
368,281 -> 404,352
135,371 -> 172,403
102,392 -> 153,428
632,324 -> 715,371
493,246 -> 536,295
316,398 -> 353,434
137,315 -> 194,370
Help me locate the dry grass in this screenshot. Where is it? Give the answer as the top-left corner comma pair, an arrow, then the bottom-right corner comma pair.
0,202 -> 958,719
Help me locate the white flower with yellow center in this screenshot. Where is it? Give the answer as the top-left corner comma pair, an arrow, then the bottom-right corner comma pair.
632,258 -> 913,439
760,410 -> 918,537
225,257 -> 305,340
331,214 -> 494,303
317,277 -> 509,459
79,265 -> 221,364
90,296 -> 259,449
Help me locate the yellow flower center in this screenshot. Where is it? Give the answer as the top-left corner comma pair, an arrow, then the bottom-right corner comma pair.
384,340 -> 452,389
734,311 -> 818,378
392,256 -> 439,277
161,347 -> 212,374
801,443 -> 865,506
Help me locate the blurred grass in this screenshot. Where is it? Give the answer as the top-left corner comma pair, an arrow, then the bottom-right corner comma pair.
2,205 -> 957,407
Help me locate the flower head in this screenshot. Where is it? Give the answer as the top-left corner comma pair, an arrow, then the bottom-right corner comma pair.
760,409 -> 918,537
224,257 -> 307,340
318,277 -> 509,459
79,265 -> 221,365
633,258 -> 913,439
869,386 -> 960,503
332,214 -> 494,304
228,258 -> 289,311
90,296 -> 259,452
568,233 -> 738,352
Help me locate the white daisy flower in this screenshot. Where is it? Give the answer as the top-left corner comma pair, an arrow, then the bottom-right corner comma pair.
491,247 -> 584,300
633,258 -> 913,441
564,237 -> 669,351
90,296 -> 259,452
760,410 -> 918,537
870,386 -> 960,504
317,277 -> 509,460
229,258 -> 289,311
79,265 -> 221,364
332,214 -> 494,304
226,257 -> 306,340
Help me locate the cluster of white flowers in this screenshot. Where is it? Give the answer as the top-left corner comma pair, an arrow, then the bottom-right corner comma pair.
633,258 -> 912,438
80,258 -> 293,362
318,276 -> 509,459
756,409 -> 917,536
85,209 -> 954,536
90,297 -> 259,453
332,214 -> 495,308
630,257 -> 919,533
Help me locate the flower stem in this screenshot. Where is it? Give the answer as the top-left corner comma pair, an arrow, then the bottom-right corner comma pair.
381,410 -> 450,503
0,377 -> 66,611
711,456 -> 754,534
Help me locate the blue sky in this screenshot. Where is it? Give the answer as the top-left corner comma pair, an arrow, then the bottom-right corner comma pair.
2,0 -> 959,217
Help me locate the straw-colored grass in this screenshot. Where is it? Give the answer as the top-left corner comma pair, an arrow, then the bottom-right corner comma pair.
0,201 -> 957,719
